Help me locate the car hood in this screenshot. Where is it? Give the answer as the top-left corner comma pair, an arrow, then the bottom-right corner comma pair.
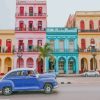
39,73 -> 56,78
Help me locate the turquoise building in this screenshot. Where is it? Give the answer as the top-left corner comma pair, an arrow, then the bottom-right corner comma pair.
46,27 -> 79,74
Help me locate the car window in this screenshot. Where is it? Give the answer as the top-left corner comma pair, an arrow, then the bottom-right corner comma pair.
27,70 -> 35,76
6,71 -> 26,78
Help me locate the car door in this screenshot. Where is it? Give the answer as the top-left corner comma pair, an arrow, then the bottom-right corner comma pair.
23,70 -> 40,90
6,71 -> 27,90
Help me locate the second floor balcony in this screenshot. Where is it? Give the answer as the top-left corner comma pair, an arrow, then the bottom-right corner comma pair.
15,27 -> 46,32
0,47 -> 15,54
51,49 -> 78,53
16,13 -> 46,17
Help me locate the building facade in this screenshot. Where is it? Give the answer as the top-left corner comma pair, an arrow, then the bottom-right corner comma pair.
67,11 -> 100,73
46,27 -> 79,74
0,30 -> 15,74
14,0 -> 47,73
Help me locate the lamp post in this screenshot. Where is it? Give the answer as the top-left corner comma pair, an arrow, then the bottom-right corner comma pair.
90,46 -> 97,71
17,51 -> 23,68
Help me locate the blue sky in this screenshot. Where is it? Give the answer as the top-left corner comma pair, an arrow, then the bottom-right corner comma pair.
0,0 -> 100,29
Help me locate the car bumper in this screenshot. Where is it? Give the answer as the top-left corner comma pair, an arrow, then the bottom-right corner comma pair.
54,85 -> 58,89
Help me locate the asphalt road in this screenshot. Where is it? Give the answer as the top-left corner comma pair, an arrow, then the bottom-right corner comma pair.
0,77 -> 100,100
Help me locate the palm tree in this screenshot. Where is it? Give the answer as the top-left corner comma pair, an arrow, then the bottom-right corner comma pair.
37,43 -> 53,72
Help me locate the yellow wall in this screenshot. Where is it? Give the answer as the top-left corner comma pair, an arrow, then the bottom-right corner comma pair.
75,11 -> 100,72
0,30 -> 15,74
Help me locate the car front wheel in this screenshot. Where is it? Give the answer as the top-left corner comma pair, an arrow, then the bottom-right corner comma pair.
2,87 -> 12,96
44,83 -> 53,94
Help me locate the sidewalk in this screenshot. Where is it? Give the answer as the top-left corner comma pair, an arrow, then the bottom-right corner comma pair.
57,74 -> 81,77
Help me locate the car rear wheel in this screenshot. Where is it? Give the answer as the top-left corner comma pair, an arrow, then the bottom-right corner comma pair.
44,83 -> 53,94
2,87 -> 12,96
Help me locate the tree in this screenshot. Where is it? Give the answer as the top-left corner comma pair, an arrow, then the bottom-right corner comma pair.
37,43 -> 53,72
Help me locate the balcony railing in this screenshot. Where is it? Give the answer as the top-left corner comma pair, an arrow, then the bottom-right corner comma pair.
15,27 -> 46,32
16,13 -> 46,17
51,49 -> 78,53
79,48 -> 100,52
16,0 -> 46,5
0,47 -> 15,53
79,29 -> 100,32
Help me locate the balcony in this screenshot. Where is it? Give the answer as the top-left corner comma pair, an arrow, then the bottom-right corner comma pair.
79,48 -> 100,53
51,49 -> 78,53
79,29 -> 100,32
16,13 -> 46,17
15,46 -> 39,53
0,47 -> 15,54
15,27 -> 46,32
16,0 -> 46,5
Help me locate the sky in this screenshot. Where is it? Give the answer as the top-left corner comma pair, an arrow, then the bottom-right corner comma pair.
0,0 -> 100,29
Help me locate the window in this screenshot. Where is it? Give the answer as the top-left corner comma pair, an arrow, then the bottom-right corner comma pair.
28,40 -> 33,51
38,7 -> 42,16
6,39 -> 12,53
29,7 -> 33,16
20,7 -> 24,16
29,21 -> 33,31
81,39 -> 86,49
37,40 -> 42,46
19,21 -> 24,31
90,39 -> 95,51
38,21 -> 42,30
59,40 -> 64,52
89,20 -> 94,30
69,39 -> 74,51
80,20 -> 85,30
50,40 -> 55,50
18,40 -> 24,51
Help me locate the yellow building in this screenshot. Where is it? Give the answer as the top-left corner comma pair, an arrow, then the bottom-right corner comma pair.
0,30 -> 15,74
67,11 -> 100,73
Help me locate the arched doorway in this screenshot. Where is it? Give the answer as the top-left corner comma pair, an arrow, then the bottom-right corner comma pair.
37,56 -> 43,74
81,58 -> 88,73
5,57 -> 12,73
58,57 -> 66,74
49,56 -> 56,72
17,58 -> 24,68
90,58 -> 97,70
26,58 -> 34,68
68,57 -> 76,74
0,59 -> 1,73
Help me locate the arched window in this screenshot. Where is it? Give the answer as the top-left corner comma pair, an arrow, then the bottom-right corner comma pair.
26,58 -> 34,68
89,20 -> 94,30
17,58 -> 24,68
80,20 -> 85,31
90,38 -> 95,45
6,39 -> 12,53
81,39 -> 86,49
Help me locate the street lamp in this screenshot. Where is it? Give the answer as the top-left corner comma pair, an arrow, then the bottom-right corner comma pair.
17,51 -> 23,68
90,46 -> 97,71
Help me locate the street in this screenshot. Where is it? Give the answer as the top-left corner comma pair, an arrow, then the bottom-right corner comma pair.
0,77 -> 100,100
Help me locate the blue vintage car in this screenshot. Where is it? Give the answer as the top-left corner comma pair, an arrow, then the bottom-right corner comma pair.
0,68 -> 58,95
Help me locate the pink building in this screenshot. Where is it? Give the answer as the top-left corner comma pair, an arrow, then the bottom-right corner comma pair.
14,0 -> 47,73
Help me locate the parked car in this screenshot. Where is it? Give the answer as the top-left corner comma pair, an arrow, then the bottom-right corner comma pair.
82,71 -> 100,77
0,68 -> 58,95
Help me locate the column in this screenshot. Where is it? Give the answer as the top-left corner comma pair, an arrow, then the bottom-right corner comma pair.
55,57 -> 59,75
34,57 -> 37,69
1,58 -> 4,74
46,57 -> 49,72
66,57 -> 68,74
55,39 -> 59,50
76,56 -> 79,74
24,56 -> 27,68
